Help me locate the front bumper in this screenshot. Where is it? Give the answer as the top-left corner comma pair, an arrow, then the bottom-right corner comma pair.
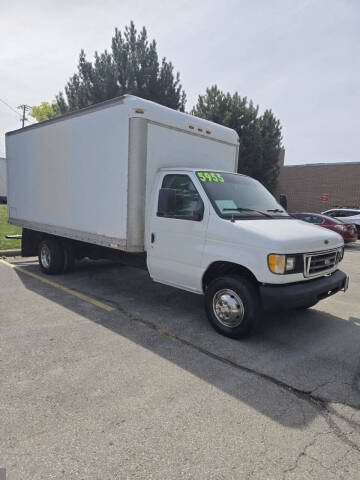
260,269 -> 348,311
343,232 -> 358,243
344,236 -> 358,244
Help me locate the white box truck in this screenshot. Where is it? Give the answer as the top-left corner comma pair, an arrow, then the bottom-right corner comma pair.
6,95 -> 349,338
0,157 -> 7,203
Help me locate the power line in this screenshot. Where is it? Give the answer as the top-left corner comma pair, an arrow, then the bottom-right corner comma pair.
1,97 -> 21,116
0,97 -> 22,118
0,97 -> 35,126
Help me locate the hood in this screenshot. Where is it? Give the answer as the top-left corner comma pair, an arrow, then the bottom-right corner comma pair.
232,218 -> 344,253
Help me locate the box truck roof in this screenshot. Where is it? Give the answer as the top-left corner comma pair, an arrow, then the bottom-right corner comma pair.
6,95 -> 239,146
159,167 -> 247,176
124,96 -> 239,145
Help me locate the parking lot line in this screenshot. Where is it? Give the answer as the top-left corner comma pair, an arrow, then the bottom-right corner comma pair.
0,259 -> 115,312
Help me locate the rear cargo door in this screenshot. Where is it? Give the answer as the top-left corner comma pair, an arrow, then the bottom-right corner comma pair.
147,172 -> 207,292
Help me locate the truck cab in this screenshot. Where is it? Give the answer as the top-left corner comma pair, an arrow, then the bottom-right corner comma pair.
147,168 -> 348,338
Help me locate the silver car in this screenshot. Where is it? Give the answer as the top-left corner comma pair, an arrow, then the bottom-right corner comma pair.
322,208 -> 360,237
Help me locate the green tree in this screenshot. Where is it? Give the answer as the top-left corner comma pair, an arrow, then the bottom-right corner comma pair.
191,86 -> 282,192
54,21 -> 186,114
30,101 -> 60,122
258,110 -> 282,192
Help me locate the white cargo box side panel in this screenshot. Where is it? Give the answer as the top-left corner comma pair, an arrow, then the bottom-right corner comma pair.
6,104 -> 130,247
145,122 -> 237,206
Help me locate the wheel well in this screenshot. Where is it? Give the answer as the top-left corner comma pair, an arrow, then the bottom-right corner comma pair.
22,228 -> 45,257
202,261 -> 259,292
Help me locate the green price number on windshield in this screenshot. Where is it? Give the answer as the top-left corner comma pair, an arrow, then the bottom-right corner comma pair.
197,172 -> 224,183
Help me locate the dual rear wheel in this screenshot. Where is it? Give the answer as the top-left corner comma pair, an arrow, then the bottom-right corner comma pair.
38,238 -> 75,274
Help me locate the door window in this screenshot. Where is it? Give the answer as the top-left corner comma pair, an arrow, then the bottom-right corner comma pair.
344,210 -> 360,217
158,174 -> 204,221
335,210 -> 346,217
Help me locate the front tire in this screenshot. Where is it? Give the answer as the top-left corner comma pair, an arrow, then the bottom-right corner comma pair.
38,238 -> 65,274
205,276 -> 260,338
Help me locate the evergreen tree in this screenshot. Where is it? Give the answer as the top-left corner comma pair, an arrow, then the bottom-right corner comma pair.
191,86 -> 282,192
54,21 -> 186,114
258,110 -> 283,192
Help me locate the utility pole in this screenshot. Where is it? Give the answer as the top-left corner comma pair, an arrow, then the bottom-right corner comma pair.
17,104 -> 31,128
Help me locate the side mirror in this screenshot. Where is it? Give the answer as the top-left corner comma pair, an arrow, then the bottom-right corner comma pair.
192,198 -> 204,221
279,194 -> 288,210
157,188 -> 177,216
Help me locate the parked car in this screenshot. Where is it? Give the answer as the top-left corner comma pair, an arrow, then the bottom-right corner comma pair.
322,208 -> 360,237
292,213 -> 358,243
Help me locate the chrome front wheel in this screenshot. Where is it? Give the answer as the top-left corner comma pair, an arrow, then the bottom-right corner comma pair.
212,288 -> 245,328
205,276 -> 260,338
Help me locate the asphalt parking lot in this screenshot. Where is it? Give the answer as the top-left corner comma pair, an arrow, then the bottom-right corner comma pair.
1,243 -> 360,479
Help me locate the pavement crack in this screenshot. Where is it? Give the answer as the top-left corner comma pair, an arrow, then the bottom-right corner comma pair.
98,296 -> 360,456
282,432 -> 335,480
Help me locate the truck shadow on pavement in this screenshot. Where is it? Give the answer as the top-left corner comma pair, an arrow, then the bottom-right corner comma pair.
13,259 -> 360,430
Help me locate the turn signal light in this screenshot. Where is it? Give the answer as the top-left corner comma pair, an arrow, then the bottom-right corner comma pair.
268,254 -> 286,274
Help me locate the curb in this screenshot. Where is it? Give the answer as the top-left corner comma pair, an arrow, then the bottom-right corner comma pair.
0,249 -> 21,257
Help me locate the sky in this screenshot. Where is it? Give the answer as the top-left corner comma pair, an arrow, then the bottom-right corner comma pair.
0,0 -> 359,165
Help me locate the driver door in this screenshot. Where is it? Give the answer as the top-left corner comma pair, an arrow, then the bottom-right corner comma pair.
147,173 -> 207,292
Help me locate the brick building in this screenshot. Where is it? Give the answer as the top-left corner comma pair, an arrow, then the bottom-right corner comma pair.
276,161 -> 360,213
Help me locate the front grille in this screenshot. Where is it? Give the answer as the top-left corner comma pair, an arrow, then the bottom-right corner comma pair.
304,249 -> 341,277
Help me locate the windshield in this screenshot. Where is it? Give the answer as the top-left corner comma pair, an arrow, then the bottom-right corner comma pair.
196,171 -> 290,219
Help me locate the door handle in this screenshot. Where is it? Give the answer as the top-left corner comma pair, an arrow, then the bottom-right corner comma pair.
151,233 -> 155,243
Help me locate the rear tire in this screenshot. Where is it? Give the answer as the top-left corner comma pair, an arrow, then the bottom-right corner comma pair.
38,238 -> 65,274
205,276 -> 260,338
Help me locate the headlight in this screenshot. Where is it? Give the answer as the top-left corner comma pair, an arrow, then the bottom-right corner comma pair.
286,256 -> 296,271
337,247 -> 344,262
334,224 -> 347,232
268,254 -> 297,274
